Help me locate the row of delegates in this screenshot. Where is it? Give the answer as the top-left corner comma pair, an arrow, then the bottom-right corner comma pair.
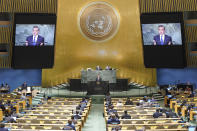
0,123 -> 8,131
63,119 -> 76,131
0,100 -> 15,116
0,83 -> 10,89
75,97 -> 89,111
105,97 -> 134,107
0,83 -> 10,94
63,98 -> 88,131
153,108 -> 178,118
63,111 -> 83,131
107,113 -> 120,124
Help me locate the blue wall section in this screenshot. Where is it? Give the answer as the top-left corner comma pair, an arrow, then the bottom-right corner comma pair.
0,69 -> 42,91
157,68 -> 197,88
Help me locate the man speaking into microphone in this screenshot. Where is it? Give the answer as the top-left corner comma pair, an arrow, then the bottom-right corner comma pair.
153,25 -> 172,45
96,74 -> 102,85
25,26 -> 44,46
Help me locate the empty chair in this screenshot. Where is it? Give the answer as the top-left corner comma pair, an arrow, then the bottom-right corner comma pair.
59,98 -> 65,101
31,120 -> 40,124
44,120 -> 52,124
57,109 -> 63,111
136,121 -> 144,124
22,125 -> 32,129
54,112 -> 60,115
168,125 -> 178,129
35,126 -> 44,129
156,126 -> 165,129
165,120 -> 171,123
17,119 -> 26,123
132,116 -> 139,119
146,115 -> 153,118
47,102 -> 52,104
51,126 -> 61,130
127,126 -> 136,130
122,120 -> 132,124
33,111 -> 39,114
49,116 -> 56,119
64,102 -> 70,105
37,115 -> 45,119
139,111 -> 147,114
59,116 -> 66,119
56,102 -> 62,105
130,111 -> 137,114
148,121 -> 156,124
55,121 -> 63,124
145,126 -> 151,129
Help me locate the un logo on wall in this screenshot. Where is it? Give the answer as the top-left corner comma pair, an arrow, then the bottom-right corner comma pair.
78,2 -> 120,42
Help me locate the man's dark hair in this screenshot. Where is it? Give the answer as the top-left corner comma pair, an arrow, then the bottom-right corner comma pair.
124,110 -> 128,114
33,26 -> 40,31
158,25 -> 165,30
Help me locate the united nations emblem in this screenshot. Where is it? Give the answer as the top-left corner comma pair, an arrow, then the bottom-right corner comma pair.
78,2 -> 120,42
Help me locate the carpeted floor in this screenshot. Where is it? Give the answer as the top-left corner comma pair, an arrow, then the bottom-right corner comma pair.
82,104 -> 106,131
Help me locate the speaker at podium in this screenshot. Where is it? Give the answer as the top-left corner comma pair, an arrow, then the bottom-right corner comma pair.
87,80 -> 109,95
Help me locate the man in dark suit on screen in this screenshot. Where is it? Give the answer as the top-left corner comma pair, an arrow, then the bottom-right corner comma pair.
26,26 -> 44,46
153,25 -> 172,45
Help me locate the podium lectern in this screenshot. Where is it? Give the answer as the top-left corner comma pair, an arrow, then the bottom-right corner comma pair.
87,81 -> 109,95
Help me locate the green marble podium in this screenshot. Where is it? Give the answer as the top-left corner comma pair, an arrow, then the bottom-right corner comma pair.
81,70 -> 116,83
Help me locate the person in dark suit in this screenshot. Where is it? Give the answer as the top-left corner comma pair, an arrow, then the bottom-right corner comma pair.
96,65 -> 102,70
121,110 -> 131,119
107,114 -> 120,124
63,120 -> 76,131
96,74 -> 102,85
73,111 -> 81,120
26,26 -> 44,46
21,82 -> 27,90
153,25 -> 172,45
96,74 -> 102,82
153,109 -> 162,118
124,97 -> 133,105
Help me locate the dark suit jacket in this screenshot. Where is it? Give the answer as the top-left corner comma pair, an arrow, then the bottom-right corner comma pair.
153,112 -> 162,118
121,114 -> 131,119
96,77 -> 102,82
26,35 -> 44,46
153,35 -> 172,45
107,118 -> 120,124
0,128 -> 9,131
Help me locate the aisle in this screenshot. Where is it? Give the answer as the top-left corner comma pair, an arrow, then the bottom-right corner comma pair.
82,104 -> 106,131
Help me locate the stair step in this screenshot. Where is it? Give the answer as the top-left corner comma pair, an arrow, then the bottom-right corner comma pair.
155,98 -> 164,100
33,98 -> 42,100
153,95 -> 163,98
153,94 -> 162,96
154,97 -> 164,99
36,94 -> 44,96
34,96 -> 43,98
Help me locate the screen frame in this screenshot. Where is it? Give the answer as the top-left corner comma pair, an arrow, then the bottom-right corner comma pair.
12,13 -> 57,69
140,12 -> 186,68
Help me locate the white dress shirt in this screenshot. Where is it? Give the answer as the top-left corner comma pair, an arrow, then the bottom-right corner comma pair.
160,35 -> 165,43
33,35 -> 38,42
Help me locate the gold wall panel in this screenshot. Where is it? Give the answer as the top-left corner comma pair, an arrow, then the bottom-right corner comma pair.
42,0 -> 157,87
0,0 -> 57,68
